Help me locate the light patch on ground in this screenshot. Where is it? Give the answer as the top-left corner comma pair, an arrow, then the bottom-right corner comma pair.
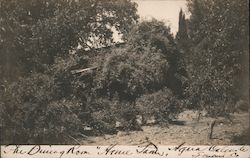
80,111 -> 249,145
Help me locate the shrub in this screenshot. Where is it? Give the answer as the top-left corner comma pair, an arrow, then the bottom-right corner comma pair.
88,97 -> 141,134
93,47 -> 169,101
0,73 -> 85,144
87,98 -> 117,135
112,101 -> 141,131
135,88 -> 182,126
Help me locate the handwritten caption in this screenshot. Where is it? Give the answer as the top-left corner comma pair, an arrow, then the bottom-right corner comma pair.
1,143 -> 249,158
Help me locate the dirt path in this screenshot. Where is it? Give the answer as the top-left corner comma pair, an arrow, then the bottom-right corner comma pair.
80,111 -> 249,145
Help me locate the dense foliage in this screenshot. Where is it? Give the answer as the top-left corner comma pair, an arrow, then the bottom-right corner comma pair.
136,88 -> 183,126
0,0 -> 139,80
0,0 -> 248,144
183,0 -> 249,116
93,46 -> 169,100
0,0 -> 140,144
126,20 -> 186,96
1,17 -> 184,143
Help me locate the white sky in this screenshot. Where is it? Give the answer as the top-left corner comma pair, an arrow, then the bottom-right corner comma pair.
133,0 -> 188,34
113,0 -> 189,42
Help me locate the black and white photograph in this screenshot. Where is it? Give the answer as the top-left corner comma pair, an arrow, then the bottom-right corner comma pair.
0,0 -> 249,150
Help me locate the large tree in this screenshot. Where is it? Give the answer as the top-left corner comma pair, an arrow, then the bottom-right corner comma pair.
185,0 -> 249,115
0,0 -> 139,144
93,19 -> 187,101
0,0 -> 139,81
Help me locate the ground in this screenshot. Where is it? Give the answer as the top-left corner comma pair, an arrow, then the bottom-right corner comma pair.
80,110 -> 249,145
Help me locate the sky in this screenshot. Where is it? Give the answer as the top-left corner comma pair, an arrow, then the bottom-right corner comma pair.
114,0 -> 189,42
133,0 -> 189,34
82,0 -> 189,48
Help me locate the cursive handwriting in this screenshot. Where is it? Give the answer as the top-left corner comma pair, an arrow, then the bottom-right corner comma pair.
3,145 -> 90,158
97,144 -> 133,155
2,143 -> 249,158
170,142 -> 205,156
136,142 -> 168,156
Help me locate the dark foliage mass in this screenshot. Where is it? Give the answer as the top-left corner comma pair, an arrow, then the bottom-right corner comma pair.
183,0 -> 249,116
0,0 -> 248,144
0,0 -> 139,79
136,88 -> 183,126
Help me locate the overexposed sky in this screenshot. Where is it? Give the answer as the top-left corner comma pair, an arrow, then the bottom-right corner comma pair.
133,0 -> 189,34
113,0 -> 188,42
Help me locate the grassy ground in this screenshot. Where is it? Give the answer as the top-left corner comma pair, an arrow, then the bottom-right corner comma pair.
80,110 -> 249,145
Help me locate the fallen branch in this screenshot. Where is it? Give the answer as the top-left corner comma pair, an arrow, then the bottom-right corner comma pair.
71,66 -> 97,74
66,134 -> 81,145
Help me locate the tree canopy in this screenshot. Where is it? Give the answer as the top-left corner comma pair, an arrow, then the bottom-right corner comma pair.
0,0 -> 139,81
185,0 -> 249,115
0,0 -> 248,144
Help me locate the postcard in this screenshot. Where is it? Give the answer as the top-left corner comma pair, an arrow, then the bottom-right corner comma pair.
0,0 -> 249,158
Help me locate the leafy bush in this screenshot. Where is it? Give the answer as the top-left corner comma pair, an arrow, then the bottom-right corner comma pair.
112,100 -> 141,131
93,47 -> 169,101
31,99 -> 83,144
48,55 -> 91,100
135,88 -> 183,126
0,73 -> 86,144
88,97 -> 141,134
87,98 -> 117,135
125,19 -> 186,96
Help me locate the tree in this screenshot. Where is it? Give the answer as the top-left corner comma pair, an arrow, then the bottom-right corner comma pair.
125,19 -> 187,96
0,0 -> 139,144
93,46 -> 169,101
92,19 -> 188,100
0,0 -> 139,81
185,0 -> 249,116
91,20 -> 185,128
176,8 -> 188,42
175,8 -> 190,90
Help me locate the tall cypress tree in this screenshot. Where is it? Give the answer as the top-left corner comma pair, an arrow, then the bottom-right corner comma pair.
176,8 -> 188,42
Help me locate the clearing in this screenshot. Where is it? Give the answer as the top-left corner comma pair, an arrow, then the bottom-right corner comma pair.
80,110 -> 249,145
